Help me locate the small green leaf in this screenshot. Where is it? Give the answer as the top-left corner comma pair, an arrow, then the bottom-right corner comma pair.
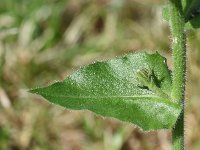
30,52 -> 181,131
182,0 -> 200,21
183,0 -> 200,29
162,1 -> 200,29
185,14 -> 200,29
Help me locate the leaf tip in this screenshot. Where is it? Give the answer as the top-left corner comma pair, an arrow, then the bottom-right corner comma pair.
29,87 -> 43,95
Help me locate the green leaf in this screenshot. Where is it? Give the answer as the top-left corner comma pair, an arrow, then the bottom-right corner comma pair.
30,52 -> 181,131
162,1 -> 200,29
182,0 -> 200,21
185,14 -> 200,29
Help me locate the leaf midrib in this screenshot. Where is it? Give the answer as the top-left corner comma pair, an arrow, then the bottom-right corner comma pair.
34,91 -> 179,106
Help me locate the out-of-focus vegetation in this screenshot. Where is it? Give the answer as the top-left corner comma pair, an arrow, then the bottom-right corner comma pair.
0,0 -> 199,149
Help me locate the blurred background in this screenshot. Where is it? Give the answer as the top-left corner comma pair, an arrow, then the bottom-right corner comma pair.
0,0 -> 199,149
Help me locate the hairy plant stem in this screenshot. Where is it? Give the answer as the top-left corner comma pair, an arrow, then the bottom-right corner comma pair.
169,0 -> 186,150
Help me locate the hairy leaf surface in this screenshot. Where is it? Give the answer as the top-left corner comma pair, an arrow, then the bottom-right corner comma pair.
31,52 -> 181,131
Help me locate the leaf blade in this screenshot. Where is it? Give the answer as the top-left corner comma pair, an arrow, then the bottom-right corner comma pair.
31,52 -> 181,131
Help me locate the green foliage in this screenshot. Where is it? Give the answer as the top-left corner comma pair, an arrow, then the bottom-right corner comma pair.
31,52 -> 181,131
185,15 -> 200,29
162,0 -> 200,29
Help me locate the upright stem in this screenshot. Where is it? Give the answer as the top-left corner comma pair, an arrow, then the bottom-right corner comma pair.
169,0 -> 186,150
